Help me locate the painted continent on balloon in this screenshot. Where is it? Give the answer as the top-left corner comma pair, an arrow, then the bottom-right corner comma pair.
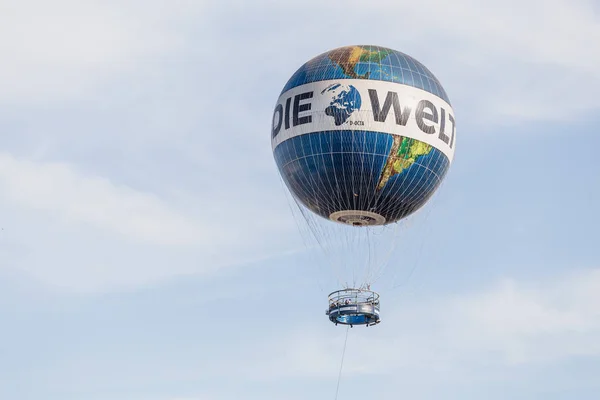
328,46 -> 393,79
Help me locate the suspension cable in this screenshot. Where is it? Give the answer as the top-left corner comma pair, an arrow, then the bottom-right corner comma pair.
334,325 -> 350,400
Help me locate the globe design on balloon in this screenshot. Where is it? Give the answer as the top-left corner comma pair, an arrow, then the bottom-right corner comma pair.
322,83 -> 362,126
272,45 -> 456,226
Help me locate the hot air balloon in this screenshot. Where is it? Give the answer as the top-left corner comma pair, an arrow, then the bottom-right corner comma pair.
272,45 -> 456,327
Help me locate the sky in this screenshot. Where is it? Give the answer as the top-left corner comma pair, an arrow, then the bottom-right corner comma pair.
0,0 -> 599,399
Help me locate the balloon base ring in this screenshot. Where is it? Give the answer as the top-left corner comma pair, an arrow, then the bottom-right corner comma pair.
329,210 -> 386,226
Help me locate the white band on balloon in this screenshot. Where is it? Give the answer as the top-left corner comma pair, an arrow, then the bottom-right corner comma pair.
271,79 -> 456,162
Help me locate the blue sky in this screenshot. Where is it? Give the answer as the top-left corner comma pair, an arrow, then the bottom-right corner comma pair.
1,0 -> 599,399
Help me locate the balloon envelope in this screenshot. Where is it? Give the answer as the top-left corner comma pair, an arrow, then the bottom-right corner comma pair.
272,45 -> 456,227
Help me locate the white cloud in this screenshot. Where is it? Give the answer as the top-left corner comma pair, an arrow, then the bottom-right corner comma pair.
0,150 -> 299,292
250,268 -> 600,381
0,152 -> 203,245
446,269 -> 600,364
427,0 -> 600,120
0,0 -> 204,104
